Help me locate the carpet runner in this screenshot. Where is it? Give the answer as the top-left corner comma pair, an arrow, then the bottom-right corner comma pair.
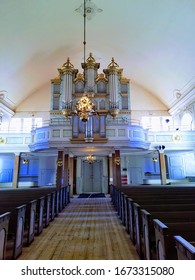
78,193 -> 106,198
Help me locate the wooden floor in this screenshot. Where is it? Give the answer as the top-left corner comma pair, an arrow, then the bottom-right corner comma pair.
18,196 -> 140,260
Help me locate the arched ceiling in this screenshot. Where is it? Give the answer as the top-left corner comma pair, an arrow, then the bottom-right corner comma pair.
0,0 -> 195,111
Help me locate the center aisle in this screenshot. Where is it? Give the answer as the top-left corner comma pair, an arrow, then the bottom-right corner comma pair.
18,196 -> 140,260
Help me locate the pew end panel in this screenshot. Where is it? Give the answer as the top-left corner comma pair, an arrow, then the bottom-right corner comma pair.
6,205 -> 26,260
124,194 -> 130,233
127,197 -> 136,243
23,200 -> 37,246
153,219 -> 170,260
133,202 -> 144,259
141,209 -> 157,260
154,219 -> 195,260
0,212 -> 11,260
43,194 -> 51,228
174,235 -> 195,260
35,197 -> 45,236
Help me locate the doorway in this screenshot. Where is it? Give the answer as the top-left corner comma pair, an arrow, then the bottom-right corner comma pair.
82,160 -> 102,193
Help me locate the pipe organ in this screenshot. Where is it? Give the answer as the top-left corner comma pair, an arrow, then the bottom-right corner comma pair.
50,53 -> 130,143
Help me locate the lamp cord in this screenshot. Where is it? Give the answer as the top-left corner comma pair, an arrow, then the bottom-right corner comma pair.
83,0 -> 86,90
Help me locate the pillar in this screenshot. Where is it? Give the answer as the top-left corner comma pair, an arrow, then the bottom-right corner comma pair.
109,154 -> 113,189
63,153 -> 69,187
112,153 -> 116,186
69,156 -> 74,197
159,151 -> 167,185
12,153 -> 20,188
56,151 -> 63,189
115,150 -> 121,187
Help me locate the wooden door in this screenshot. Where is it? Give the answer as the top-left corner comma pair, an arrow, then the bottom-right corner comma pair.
82,160 -> 102,193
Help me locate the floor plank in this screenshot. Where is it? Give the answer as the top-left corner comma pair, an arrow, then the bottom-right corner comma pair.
18,196 -> 140,260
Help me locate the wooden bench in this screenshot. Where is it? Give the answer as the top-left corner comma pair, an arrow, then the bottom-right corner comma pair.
141,209 -> 195,260
153,219 -> 195,259
127,197 -> 195,243
132,201 -> 195,259
0,205 -> 26,260
0,187 -> 62,232
122,192 -> 195,229
0,191 -> 45,238
0,198 -> 37,246
174,235 -> 195,260
0,186 -> 69,259
0,212 -> 10,260
114,185 -> 195,226
111,185 -> 195,259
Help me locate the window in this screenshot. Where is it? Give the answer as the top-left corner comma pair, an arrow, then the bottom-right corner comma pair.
9,118 -> 22,132
181,113 -> 193,130
0,117 -> 42,132
141,116 -> 173,131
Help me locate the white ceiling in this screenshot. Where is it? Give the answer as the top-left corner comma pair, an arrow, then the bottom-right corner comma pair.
0,0 -> 195,111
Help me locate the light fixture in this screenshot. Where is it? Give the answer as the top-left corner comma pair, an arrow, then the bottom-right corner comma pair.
84,154 -> 96,164
115,157 -> 121,166
75,94 -> 96,123
62,0 -> 96,122
62,0 -> 119,123
22,159 -> 29,164
152,157 -> 158,162
56,158 -> 63,167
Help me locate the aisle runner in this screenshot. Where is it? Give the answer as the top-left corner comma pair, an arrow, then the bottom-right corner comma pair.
78,193 -> 106,198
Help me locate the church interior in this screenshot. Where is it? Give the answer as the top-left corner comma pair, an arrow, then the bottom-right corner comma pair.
0,0 -> 195,261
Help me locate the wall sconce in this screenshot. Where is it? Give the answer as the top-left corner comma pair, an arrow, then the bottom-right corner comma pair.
22,159 -> 29,164
115,157 -> 121,166
56,158 -> 63,167
172,133 -> 182,142
152,157 -> 158,162
0,137 -> 6,144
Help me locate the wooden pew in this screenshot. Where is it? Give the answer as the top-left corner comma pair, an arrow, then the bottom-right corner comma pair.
174,235 -> 195,260
141,209 -> 195,260
132,202 -> 195,259
153,219 -> 195,259
0,186 -> 69,259
0,199 -> 37,246
0,205 -> 26,260
120,190 -> 195,232
0,187 -> 60,231
114,185 -> 195,225
112,185 -> 195,260
0,191 -> 44,238
0,212 -> 10,260
127,196 -> 195,242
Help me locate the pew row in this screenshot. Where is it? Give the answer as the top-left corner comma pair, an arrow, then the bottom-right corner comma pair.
133,202 -> 195,259
141,209 -> 195,260
153,219 -> 195,260
0,186 -> 69,259
111,185 -> 195,260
